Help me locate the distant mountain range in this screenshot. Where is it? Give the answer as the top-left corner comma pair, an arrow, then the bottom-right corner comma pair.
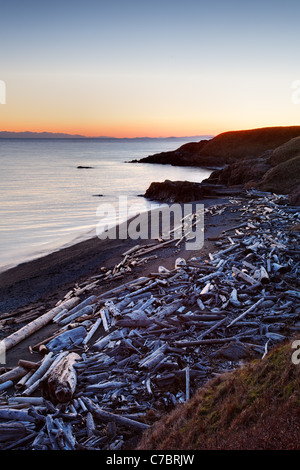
0,131 -> 214,141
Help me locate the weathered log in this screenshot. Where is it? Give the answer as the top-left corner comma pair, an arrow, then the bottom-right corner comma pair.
0,380 -> 13,391
0,422 -> 28,443
42,352 -> 80,404
18,360 -> 40,370
8,396 -> 45,406
115,318 -> 153,328
15,370 -> 35,390
97,276 -> 150,299
226,297 -> 265,328
100,308 -> 110,331
45,415 -> 60,450
232,266 -> 260,286
0,409 -> 36,422
212,243 -> 240,258
82,318 -> 102,345
1,431 -> 37,450
184,313 -> 226,321
0,365 -> 29,385
211,341 -> 254,360
85,412 -> 96,437
81,372 -> 109,384
46,326 -> 87,352
58,305 -> 94,326
85,381 -> 127,392
139,344 -> 168,369
173,333 -> 257,347
52,308 -> 68,323
93,330 -> 123,351
23,352 -> 68,396
197,317 -> 228,340
83,397 -> 150,432
23,352 -> 54,391
1,297 -> 80,352
185,366 -> 190,402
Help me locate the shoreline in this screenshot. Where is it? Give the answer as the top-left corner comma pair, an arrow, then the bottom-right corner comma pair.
0,188 -> 299,451
0,196 -> 238,314
0,195 -> 244,369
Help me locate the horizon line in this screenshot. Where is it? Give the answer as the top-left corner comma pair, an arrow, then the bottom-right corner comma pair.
0,130 -> 215,140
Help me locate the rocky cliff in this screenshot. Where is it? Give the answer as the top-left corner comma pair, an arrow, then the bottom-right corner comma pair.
139,126 -> 300,204
133,126 -> 300,168
208,135 -> 300,204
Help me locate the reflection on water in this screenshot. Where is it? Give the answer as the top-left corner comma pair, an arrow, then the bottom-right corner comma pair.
0,138 -> 212,269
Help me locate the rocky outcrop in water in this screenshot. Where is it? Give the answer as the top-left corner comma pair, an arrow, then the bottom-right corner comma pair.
144,180 -> 244,203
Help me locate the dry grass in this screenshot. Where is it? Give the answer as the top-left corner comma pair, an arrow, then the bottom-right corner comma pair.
257,155 -> 300,194
198,126 -> 300,160
268,136 -> 300,166
137,337 -> 300,450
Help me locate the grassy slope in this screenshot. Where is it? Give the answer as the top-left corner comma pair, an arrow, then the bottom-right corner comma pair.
137,337 -> 300,450
198,126 -> 300,160
139,126 -> 300,167
257,155 -> 300,194
269,136 -> 300,166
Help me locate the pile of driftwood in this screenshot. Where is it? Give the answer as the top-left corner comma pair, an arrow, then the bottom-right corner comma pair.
0,190 -> 299,450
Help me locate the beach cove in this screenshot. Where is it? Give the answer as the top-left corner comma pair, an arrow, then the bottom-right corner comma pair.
0,137 -> 212,272
0,188 -> 299,450
0,128 -> 299,451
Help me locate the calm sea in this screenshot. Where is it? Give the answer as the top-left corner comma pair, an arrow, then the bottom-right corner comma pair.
0,138 -> 212,271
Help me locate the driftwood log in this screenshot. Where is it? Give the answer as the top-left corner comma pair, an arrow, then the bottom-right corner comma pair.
0,422 -> 28,443
83,397 -> 150,432
1,297 -> 80,352
41,352 -> 80,404
0,366 -> 29,385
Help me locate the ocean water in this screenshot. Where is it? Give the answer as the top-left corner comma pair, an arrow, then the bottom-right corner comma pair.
0,138 -> 212,271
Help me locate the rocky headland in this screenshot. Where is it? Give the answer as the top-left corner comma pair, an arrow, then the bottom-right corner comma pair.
135,126 -> 300,205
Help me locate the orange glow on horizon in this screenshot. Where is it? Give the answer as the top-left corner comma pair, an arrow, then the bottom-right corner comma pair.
0,121 -> 220,139
3,120 -> 300,139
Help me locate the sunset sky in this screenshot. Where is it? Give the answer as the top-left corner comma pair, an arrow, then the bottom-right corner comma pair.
1,0 -> 300,137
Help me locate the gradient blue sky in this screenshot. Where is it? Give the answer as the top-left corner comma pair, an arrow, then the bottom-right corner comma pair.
1,0 -> 300,136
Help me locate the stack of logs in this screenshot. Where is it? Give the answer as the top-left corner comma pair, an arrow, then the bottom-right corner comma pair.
0,190 -> 299,450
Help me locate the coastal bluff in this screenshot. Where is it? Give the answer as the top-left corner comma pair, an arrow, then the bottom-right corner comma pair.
132,126 -> 300,167
137,126 -> 300,204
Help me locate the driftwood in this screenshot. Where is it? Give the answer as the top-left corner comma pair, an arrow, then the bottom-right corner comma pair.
45,326 -> 87,352
2,297 -> 80,352
0,366 -> 29,385
83,397 -> 150,432
0,409 -> 36,422
0,190 -> 299,450
18,360 -> 40,370
41,353 -> 80,404
226,298 -> 265,328
0,380 -> 14,392
23,352 -> 69,396
0,422 -> 28,443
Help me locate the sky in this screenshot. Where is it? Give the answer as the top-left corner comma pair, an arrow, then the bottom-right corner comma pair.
0,0 -> 300,137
